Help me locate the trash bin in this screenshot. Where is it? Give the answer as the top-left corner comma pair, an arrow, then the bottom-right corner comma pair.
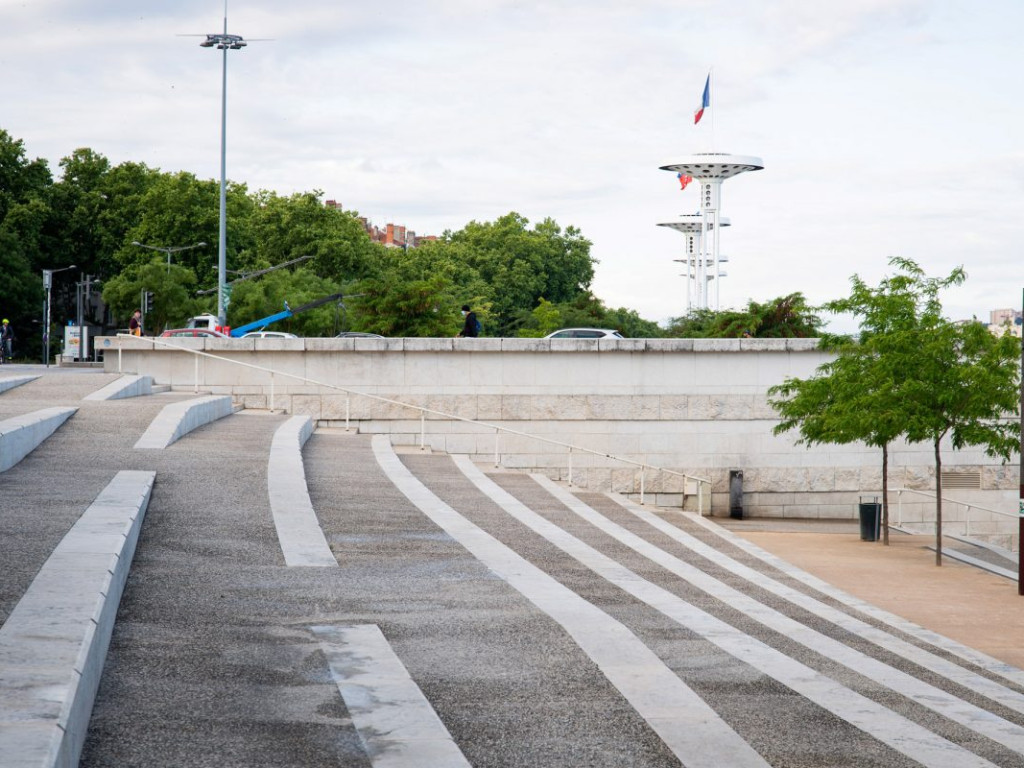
858,496 -> 881,541
729,470 -> 743,519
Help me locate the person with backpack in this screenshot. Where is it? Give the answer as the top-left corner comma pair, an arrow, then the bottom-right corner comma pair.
458,305 -> 480,338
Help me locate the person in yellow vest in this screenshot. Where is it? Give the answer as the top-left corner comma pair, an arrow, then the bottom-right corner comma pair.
1,319 -> 13,362
129,309 -> 143,337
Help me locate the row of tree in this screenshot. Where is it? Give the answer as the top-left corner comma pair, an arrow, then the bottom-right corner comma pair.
2,126 -> 829,349
769,258 -> 1021,562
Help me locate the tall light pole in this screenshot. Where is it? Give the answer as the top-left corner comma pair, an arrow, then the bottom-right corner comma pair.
132,240 -> 207,273
42,264 -> 76,367
200,14 -> 247,328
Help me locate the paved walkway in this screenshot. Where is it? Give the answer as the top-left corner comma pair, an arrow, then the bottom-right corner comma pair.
730,525 -> 1024,670
5,366 -> 1024,767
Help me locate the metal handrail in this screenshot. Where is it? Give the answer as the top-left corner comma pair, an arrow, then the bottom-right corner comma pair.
114,334 -> 712,512
893,487 -> 1015,538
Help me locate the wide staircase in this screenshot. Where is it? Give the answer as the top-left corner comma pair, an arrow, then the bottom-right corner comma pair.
4,370 -> 1024,768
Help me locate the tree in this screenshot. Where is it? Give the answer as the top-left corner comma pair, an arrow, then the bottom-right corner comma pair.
227,268 -> 343,337
432,212 -> 597,336
353,245 -> 461,337
251,192 -> 378,282
769,258 -> 1020,561
665,293 -> 822,338
902,317 -> 1020,564
101,258 -> 201,333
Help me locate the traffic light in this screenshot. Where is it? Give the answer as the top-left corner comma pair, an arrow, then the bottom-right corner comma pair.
144,291 -> 154,313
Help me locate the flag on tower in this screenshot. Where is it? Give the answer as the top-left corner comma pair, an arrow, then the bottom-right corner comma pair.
694,73 -> 710,124
677,173 -> 693,190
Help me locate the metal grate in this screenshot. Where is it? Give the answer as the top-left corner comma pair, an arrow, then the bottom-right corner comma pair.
940,470 -> 982,489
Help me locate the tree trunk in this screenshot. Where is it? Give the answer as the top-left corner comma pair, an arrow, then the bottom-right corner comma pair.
934,439 -> 943,566
881,443 -> 889,546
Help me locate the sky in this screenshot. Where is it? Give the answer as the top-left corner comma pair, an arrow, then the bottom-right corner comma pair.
2,0 -> 1022,331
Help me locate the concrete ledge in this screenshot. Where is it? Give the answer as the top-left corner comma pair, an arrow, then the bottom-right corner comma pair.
0,407 -> 77,473
268,416 -> 336,567
0,376 -> 39,395
0,470 -> 156,768
134,395 -> 235,450
83,375 -> 154,401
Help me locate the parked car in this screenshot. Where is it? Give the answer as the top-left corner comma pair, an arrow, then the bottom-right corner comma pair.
335,332 -> 385,338
159,328 -> 230,338
543,328 -> 624,339
241,331 -> 298,339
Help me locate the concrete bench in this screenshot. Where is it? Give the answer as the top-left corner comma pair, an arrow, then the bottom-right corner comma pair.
0,376 -> 39,395
0,470 -> 156,768
134,395 -> 235,450
0,407 -> 77,473
83,375 -> 154,401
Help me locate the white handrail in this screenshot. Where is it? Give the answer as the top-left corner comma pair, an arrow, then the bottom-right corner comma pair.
893,487 -> 1015,539
115,335 -> 713,513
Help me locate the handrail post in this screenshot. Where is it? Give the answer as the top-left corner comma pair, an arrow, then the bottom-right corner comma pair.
194,355 -> 199,394
117,344 -> 122,373
698,480 -> 704,517
965,505 -> 972,538
568,447 -> 573,487
494,428 -> 499,467
420,412 -> 426,450
640,466 -> 646,506
345,395 -> 351,432
269,372 -> 275,413
897,490 -> 903,528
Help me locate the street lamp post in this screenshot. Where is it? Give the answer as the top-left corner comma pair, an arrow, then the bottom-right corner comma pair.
131,241 -> 207,273
200,16 -> 247,328
42,264 -> 76,367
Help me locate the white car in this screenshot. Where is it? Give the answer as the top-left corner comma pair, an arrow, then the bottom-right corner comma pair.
544,328 -> 624,339
241,331 -> 298,339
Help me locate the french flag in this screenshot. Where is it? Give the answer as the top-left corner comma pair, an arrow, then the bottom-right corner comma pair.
694,74 -> 710,124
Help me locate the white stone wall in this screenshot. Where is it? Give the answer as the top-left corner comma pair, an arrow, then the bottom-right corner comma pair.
99,335 -> 1020,527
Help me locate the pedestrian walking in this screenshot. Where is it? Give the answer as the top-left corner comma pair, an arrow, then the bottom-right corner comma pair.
1,319 -> 14,363
457,305 -> 480,338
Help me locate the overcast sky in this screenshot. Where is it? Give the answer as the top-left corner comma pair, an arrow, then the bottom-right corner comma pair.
2,0 -> 1021,330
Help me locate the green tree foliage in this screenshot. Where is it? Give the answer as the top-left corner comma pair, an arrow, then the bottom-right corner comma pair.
902,317 -> 1020,564
353,246 -> 459,337
0,129 -> 55,353
250,192 -> 379,281
511,292 -> 663,338
227,268 -> 344,337
769,258 -> 1020,560
101,258 -> 201,334
430,212 -> 596,336
666,293 -> 822,338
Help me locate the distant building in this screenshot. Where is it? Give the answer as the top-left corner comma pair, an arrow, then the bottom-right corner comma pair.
989,308 -> 1022,338
324,200 -> 437,249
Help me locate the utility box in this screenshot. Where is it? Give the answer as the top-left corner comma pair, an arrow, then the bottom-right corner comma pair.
729,470 -> 744,519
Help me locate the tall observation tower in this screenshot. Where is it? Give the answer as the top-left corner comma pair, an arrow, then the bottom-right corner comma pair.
657,215 -> 730,311
659,153 -> 763,310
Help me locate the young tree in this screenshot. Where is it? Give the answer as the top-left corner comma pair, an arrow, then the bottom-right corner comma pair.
902,317 -> 1020,564
769,258 -> 979,549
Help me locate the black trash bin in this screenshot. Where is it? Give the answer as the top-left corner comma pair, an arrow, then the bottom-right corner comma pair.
858,496 -> 881,541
